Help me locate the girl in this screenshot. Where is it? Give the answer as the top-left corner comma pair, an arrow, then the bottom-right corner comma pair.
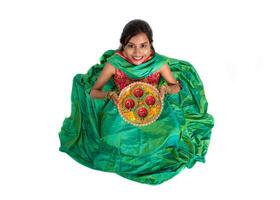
59,19 -> 214,185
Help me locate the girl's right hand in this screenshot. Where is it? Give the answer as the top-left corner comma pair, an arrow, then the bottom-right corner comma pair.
107,91 -> 119,106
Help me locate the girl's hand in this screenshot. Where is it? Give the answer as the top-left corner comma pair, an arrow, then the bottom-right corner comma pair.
159,85 -> 167,99
107,91 -> 119,106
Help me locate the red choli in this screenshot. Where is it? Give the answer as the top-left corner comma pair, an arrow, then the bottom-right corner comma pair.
114,68 -> 160,91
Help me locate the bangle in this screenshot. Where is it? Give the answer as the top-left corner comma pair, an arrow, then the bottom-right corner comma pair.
106,91 -> 115,99
167,81 -> 181,92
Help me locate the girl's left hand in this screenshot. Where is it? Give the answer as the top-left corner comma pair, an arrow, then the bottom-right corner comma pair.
159,85 -> 167,99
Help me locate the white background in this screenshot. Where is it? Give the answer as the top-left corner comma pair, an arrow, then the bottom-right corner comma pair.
0,0 -> 279,199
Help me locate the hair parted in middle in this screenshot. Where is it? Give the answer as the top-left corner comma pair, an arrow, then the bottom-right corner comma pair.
119,19 -> 155,52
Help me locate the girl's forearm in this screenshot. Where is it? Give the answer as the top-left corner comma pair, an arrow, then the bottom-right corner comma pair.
90,89 -> 108,99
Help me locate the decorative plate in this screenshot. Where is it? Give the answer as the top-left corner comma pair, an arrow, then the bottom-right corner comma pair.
117,82 -> 163,126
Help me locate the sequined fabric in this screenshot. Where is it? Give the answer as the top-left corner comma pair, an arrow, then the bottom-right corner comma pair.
114,68 -> 160,91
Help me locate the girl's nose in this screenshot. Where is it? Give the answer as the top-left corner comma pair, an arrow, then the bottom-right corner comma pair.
133,47 -> 143,55
133,47 -> 140,54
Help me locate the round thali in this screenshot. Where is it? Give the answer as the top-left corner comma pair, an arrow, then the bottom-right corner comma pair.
117,82 -> 163,126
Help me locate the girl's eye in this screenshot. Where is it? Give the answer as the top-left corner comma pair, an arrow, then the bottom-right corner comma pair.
127,44 -> 134,48
140,44 -> 146,48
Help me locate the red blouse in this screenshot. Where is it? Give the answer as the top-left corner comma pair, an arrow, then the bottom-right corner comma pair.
114,68 -> 160,91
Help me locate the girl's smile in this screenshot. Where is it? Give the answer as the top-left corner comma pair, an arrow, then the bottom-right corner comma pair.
123,33 -> 152,65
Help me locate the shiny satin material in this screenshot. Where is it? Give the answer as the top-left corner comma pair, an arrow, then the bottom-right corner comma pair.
58,50 -> 214,185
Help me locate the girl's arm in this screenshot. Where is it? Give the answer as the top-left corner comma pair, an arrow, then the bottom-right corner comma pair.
90,63 -> 118,105
158,64 -> 181,97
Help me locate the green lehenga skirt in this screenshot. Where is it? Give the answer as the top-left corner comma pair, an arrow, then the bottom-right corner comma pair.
58,50 -> 214,185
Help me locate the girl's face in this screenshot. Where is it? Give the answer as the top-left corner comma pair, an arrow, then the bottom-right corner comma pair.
123,33 -> 152,65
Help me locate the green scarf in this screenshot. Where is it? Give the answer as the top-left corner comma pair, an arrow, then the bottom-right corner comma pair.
106,51 -> 168,79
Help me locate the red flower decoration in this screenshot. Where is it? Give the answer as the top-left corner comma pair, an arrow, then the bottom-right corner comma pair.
124,98 -> 135,109
137,107 -> 148,118
145,95 -> 156,105
133,88 -> 144,98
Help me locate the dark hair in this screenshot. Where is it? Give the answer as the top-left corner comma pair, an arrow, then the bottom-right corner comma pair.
119,19 -> 155,51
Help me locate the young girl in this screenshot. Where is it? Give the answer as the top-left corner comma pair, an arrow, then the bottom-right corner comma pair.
59,19 -> 214,185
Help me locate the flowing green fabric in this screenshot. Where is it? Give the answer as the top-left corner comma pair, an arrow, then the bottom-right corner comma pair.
58,50 -> 214,185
